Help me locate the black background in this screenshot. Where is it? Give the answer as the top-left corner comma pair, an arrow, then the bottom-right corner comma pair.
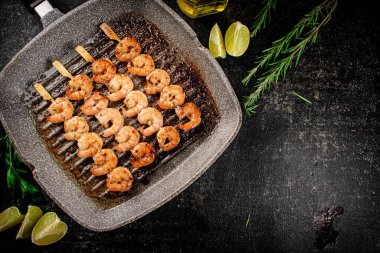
0,0 -> 379,252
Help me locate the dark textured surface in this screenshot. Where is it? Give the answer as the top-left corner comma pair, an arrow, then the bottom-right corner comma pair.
0,0 -> 379,252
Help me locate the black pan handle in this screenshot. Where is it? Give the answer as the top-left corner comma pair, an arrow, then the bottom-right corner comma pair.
21,0 -> 64,28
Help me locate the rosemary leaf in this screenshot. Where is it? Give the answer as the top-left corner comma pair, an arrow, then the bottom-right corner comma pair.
291,92 -> 312,104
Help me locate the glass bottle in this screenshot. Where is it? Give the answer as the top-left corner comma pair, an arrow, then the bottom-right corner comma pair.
177,0 -> 229,19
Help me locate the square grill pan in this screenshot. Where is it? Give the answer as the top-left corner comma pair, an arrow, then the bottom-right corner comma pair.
0,0 -> 242,231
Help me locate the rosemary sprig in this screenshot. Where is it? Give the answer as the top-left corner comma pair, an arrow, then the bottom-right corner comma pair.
243,0 -> 337,115
250,0 -> 277,38
0,135 -> 40,198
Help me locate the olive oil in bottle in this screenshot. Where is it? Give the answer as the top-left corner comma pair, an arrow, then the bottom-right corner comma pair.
177,0 -> 229,18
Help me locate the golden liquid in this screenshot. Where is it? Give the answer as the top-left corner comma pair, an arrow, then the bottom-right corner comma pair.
177,0 -> 229,18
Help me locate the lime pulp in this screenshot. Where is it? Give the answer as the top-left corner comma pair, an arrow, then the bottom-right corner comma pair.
31,212 -> 68,246
16,205 -> 43,240
0,206 -> 25,232
225,21 -> 250,57
209,23 -> 226,59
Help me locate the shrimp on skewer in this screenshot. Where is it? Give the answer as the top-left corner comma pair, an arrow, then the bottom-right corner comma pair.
145,69 -> 170,95
116,37 -> 141,62
157,126 -> 180,151
107,74 -> 133,102
64,116 -> 89,140
77,133 -> 103,158
52,61 -> 93,101
92,59 -> 116,84
95,108 -> 124,137
130,142 -> 156,168
114,126 -> 140,153
127,54 -> 155,76
137,107 -> 163,137
66,74 -> 93,100
76,46 -> 116,85
106,167 -> 133,192
46,97 -> 74,123
175,102 -> 202,131
90,149 -> 118,176
157,85 -> 186,110
99,23 -> 142,62
121,91 -> 148,118
81,92 -> 109,116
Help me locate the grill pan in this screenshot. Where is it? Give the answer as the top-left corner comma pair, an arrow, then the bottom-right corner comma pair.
0,0 -> 241,231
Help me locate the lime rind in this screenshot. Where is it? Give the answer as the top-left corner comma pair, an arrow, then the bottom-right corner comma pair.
209,23 -> 226,59
31,212 -> 68,246
16,205 -> 43,240
0,206 -> 25,232
225,21 -> 250,57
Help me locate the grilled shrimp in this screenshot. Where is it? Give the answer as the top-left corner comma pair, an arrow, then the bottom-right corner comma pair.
114,126 -> 140,152
157,85 -> 186,110
107,74 -> 133,101
81,92 -> 109,116
175,102 -> 201,131
130,142 -> 155,168
90,149 -> 118,176
92,59 -> 116,84
46,97 -> 74,123
77,132 -> 103,158
121,91 -> 148,118
115,37 -> 141,62
137,107 -> 163,136
95,108 -> 124,137
64,116 -> 89,140
127,54 -> 155,76
66,74 -> 93,100
145,69 -> 170,94
157,126 -> 180,151
106,167 -> 133,192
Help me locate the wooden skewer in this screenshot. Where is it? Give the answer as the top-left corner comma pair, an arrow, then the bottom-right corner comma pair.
99,23 -> 121,42
75,46 -> 95,63
34,83 -> 55,103
52,60 -> 74,80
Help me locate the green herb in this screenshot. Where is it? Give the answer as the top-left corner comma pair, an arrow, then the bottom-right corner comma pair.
291,91 -> 312,104
0,136 -> 39,198
243,0 -> 337,115
250,0 -> 276,38
245,214 -> 251,227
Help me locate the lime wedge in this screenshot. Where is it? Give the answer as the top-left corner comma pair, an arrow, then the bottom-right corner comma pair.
31,212 -> 68,246
0,206 -> 25,232
16,205 -> 43,240
225,21 -> 250,57
209,23 -> 226,59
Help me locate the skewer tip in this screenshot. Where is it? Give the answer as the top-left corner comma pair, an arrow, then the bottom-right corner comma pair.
75,46 -> 95,63
34,83 -> 55,103
52,60 -> 74,80
100,22 -> 121,42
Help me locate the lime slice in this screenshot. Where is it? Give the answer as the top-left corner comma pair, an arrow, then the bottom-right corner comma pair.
225,21 -> 250,57
16,205 -> 43,240
31,212 -> 68,246
0,206 -> 25,232
209,23 -> 226,59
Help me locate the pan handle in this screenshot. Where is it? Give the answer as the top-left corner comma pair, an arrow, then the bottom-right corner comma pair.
21,0 -> 63,28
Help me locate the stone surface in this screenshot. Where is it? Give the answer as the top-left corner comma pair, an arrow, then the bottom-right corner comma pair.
0,0 -> 379,252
